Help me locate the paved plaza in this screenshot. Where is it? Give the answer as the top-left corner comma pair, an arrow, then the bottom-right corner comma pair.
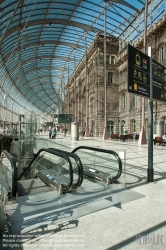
1,133 -> 166,250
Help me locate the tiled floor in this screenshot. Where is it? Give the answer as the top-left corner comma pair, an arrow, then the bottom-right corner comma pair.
1,134 -> 166,250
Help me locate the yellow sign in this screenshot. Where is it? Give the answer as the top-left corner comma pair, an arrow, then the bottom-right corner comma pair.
134,83 -> 137,91
134,68 -> 143,81
143,73 -> 147,84
135,53 -> 141,67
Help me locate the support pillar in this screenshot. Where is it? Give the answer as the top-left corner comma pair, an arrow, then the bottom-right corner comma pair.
84,31 -> 89,137
102,1 -> 109,140
138,0 -> 148,145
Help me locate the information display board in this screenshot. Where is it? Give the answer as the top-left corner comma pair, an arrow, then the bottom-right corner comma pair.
152,59 -> 166,102
58,114 -> 73,123
128,44 -> 150,98
45,122 -> 53,127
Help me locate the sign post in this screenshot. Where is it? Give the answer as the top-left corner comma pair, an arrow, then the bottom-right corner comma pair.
128,44 -> 166,182
58,114 -> 73,137
148,47 -> 153,182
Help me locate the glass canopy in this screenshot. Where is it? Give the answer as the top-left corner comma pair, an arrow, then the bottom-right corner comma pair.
0,0 -> 165,115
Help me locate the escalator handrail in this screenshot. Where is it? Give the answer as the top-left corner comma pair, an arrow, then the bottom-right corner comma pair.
49,148 -> 83,189
1,150 -> 17,198
72,146 -> 122,181
18,148 -> 73,192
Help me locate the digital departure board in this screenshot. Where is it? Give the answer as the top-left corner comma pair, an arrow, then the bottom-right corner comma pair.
152,59 -> 166,102
128,44 -> 150,98
58,114 -> 73,123
45,122 -> 53,127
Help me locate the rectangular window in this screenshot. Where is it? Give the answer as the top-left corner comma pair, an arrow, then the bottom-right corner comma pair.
123,94 -> 126,110
108,72 -> 113,84
133,120 -> 136,132
111,56 -> 115,64
132,94 -> 136,108
106,55 -> 115,64
161,46 -> 164,61
106,55 -> 110,64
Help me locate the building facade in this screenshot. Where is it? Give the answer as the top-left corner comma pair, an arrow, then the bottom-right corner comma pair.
63,14 -> 166,137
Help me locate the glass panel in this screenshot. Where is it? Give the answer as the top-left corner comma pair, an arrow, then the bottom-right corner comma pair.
1,151 -> 17,199
73,148 -> 120,181
0,157 -> 5,232
2,0 -> 165,118
22,151 -> 71,188
0,91 -> 5,105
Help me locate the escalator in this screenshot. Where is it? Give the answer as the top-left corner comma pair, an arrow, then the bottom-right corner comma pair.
18,148 -> 74,194
1,145 -> 122,203
1,146 -> 124,235
1,148 -> 83,204
50,146 -> 122,184
72,146 -> 122,184
49,148 -> 83,189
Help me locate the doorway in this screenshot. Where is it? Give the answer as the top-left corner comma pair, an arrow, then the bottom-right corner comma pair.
107,121 -> 114,137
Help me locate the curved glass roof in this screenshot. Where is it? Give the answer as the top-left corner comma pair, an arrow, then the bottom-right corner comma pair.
1,0 -> 165,115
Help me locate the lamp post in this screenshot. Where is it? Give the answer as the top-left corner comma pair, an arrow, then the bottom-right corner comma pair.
67,61 -> 71,134
74,49 -> 77,122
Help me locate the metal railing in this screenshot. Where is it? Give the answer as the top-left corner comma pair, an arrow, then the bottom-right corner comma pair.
1,150 -> 17,199
49,148 -> 83,189
72,146 -> 122,184
18,148 -> 73,194
0,157 -> 4,233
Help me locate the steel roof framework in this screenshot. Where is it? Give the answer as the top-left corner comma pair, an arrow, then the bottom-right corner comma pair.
0,0 -> 165,117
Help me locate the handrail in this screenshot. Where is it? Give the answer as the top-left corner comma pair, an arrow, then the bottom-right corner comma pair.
18,148 -> 73,193
49,148 -> 83,189
1,150 -> 17,198
72,146 -> 122,182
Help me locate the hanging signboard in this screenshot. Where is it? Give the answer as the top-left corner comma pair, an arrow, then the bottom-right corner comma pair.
58,114 -> 73,123
128,44 -> 166,102
128,44 -> 150,98
45,122 -> 53,127
152,59 -> 166,102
